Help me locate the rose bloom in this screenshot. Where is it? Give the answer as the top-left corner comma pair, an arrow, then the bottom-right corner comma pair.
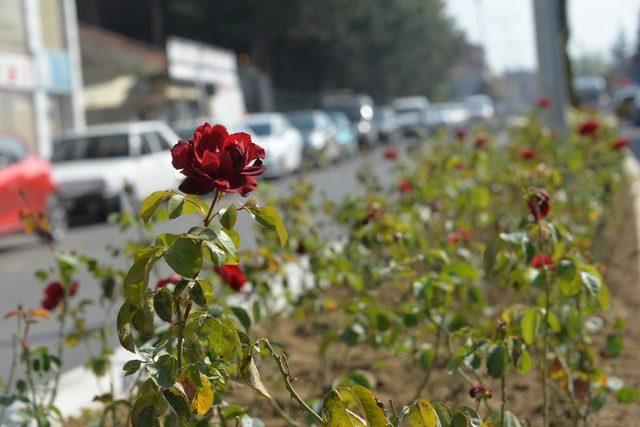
469,385 -> 492,399
42,281 -> 78,311
532,254 -> 553,269
474,137 -> 487,149
382,148 -> 399,160
454,128 -> 466,140
518,149 -> 538,160
536,96 -> 550,109
171,123 -> 266,196
398,179 -> 412,193
447,229 -> 472,244
527,188 -> 551,221
578,120 -> 599,137
155,273 -> 182,289
612,138 -> 629,151
216,264 -> 248,292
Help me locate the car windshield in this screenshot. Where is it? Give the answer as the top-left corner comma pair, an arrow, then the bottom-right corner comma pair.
247,122 -> 272,136
395,107 -> 422,115
326,106 -> 363,122
288,113 -> 316,131
52,133 -> 130,162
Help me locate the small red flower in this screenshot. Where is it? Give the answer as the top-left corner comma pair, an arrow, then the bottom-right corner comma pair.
382,148 -> 399,160
454,128 -> 466,140
41,281 -> 78,311
578,120 -> 599,137
453,161 -> 465,170
216,264 -> 248,292
398,179 -> 412,193
527,188 -> 551,221
155,273 -> 182,289
612,138 -> 629,151
171,123 -> 266,196
469,385 -> 492,399
447,229 -> 472,244
536,96 -> 550,110
474,137 -> 487,149
518,149 -> 538,160
532,254 -> 553,269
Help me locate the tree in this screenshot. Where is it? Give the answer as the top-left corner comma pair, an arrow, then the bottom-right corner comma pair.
631,8 -> 640,82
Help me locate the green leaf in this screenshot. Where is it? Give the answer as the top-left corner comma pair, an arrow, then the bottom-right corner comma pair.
580,271 -> 601,295
231,306 -> 251,331
556,259 -> 576,281
162,387 -> 190,427
516,349 -> 532,374
189,282 -> 207,306
117,303 -> 135,353
205,318 -> 240,359
153,288 -> 174,323
323,389 -> 365,426
405,399 -> 439,426
131,304 -> 155,337
140,190 -> 174,223
220,205 -> 238,229
431,403 -> 453,426
203,240 -> 227,266
615,387 -> 638,404
606,334 -> 624,357
520,308 -> 538,345
151,354 -> 178,388
165,237 -> 202,278
123,359 -> 142,376
241,356 -> 271,399
487,343 -> 509,379
167,194 -> 185,219
546,310 -> 561,333
249,205 -> 288,246
483,240 -> 499,277
351,385 -> 386,426
216,228 -> 237,258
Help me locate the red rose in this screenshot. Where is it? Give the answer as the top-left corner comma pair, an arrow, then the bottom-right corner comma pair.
536,96 -> 550,109
447,229 -> 472,244
469,385 -> 492,399
382,148 -> 399,160
518,149 -> 538,160
612,138 -> 629,151
171,123 -> 266,196
155,273 -> 182,289
474,137 -> 487,149
398,179 -> 412,193
578,120 -> 599,137
532,254 -> 553,269
216,264 -> 247,292
454,128 -> 466,140
527,188 -> 551,221
41,281 -> 78,311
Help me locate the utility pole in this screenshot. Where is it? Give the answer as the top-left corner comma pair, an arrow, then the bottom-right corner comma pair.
533,0 -> 568,135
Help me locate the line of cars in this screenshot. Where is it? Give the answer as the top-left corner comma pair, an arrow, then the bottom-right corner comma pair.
0,92 -> 494,241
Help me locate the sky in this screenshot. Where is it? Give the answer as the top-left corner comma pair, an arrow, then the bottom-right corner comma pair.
444,0 -> 640,73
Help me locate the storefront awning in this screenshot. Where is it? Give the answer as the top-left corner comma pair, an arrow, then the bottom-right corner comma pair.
84,75 -> 137,110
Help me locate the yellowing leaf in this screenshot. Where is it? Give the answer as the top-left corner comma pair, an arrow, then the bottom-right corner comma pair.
191,376 -> 214,416
405,400 -> 439,427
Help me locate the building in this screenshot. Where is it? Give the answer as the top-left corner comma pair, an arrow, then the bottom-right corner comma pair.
451,44 -> 491,98
0,0 -> 84,157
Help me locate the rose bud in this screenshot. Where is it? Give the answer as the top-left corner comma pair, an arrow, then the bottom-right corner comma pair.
612,138 -> 629,151
474,137 -> 487,149
518,149 -> 538,160
454,128 -> 466,140
527,188 -> 551,221
469,385 -> 492,399
398,179 -> 412,193
382,148 -> 399,160
155,273 -> 182,290
532,254 -> 553,269
578,119 -> 599,137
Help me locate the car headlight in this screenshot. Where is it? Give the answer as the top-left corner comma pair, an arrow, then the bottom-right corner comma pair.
357,121 -> 370,134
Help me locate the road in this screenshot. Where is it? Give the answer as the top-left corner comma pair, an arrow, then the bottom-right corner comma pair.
0,144 -> 399,377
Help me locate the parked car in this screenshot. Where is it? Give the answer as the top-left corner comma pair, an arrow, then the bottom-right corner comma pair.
242,113 -> 304,177
326,111 -> 358,157
574,75 -> 609,108
322,93 -> 378,148
426,103 -> 469,129
392,96 -> 429,137
51,121 -> 181,219
373,106 -> 402,144
171,117 -> 215,140
464,94 -> 495,122
287,110 -> 341,162
0,134 -> 67,240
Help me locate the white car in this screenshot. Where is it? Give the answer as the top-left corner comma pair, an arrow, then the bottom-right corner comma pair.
464,95 -> 495,121
392,96 -> 429,135
51,121 -> 181,218
242,113 -> 304,178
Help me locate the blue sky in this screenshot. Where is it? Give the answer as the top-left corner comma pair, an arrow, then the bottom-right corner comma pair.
444,0 -> 640,73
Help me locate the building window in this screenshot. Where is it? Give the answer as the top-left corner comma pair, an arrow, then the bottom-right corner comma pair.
0,90 -> 36,151
40,0 -> 66,51
0,0 -> 28,53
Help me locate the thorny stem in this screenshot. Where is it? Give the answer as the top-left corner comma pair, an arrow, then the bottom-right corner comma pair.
46,296 -> 69,408
19,310 -> 42,427
259,339 -> 323,424
268,398 -> 301,427
176,299 -> 193,373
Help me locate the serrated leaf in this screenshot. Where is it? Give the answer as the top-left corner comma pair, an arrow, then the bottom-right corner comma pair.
151,354 -> 178,388
140,190 -> 174,223
189,282 -> 207,306
117,303 -> 135,353
249,205 -> 288,246
323,389 -> 365,426
220,205 -> 238,229
154,288 -> 174,322
351,385 -> 386,426
165,237 -> 202,278
123,359 -> 142,376
231,306 -> 251,331
192,375 -> 214,416
205,318 -> 240,358
404,399 -> 439,426
163,387 -> 190,427
167,194 -> 186,219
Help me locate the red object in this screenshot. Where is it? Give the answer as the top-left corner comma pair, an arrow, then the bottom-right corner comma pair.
612,138 -> 629,151
41,281 -> 78,311
382,148 -> 399,160
578,120 -> 599,137
454,128 -> 466,140
532,254 -> 553,269
171,123 -> 266,196
155,273 -> 182,289
518,149 -> 538,160
469,385 -> 492,399
527,188 -> 551,221
447,229 -> 472,244
536,96 -> 550,109
453,161 -> 465,170
398,179 -> 412,193
474,138 -> 487,149
0,134 -> 57,236
216,264 -> 248,292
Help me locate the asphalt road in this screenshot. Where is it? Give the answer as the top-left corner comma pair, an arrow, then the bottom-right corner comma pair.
0,144 -> 399,377
2,123 -> 640,378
